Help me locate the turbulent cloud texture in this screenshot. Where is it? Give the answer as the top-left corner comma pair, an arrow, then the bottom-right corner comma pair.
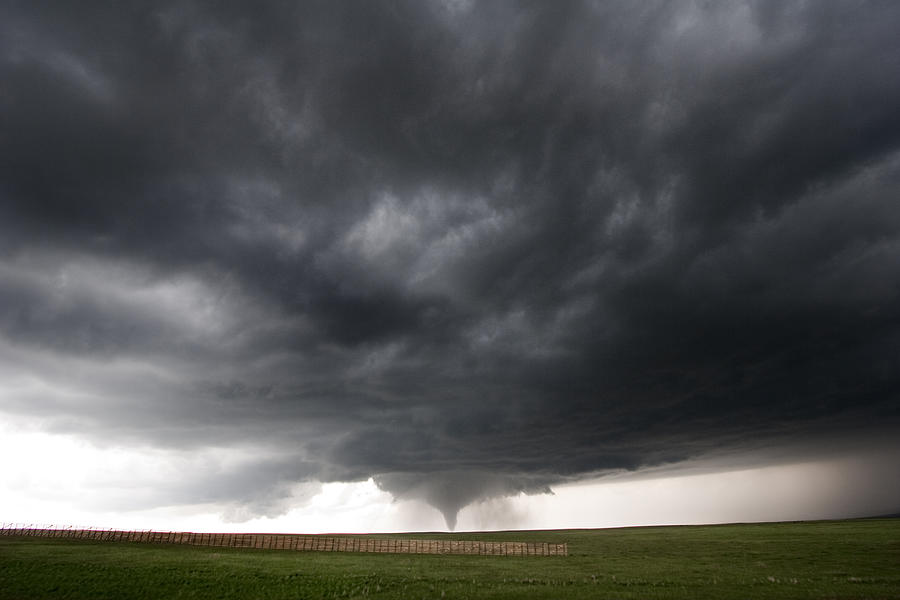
2,1 -> 899,527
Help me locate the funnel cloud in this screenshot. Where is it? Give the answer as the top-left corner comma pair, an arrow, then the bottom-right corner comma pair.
376,472 -> 555,530
1,1 -> 899,528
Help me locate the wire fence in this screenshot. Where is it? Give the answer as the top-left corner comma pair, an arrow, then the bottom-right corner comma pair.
0,523 -> 567,556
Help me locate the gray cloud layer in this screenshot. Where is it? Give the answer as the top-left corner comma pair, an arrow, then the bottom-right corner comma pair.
2,1 -> 899,527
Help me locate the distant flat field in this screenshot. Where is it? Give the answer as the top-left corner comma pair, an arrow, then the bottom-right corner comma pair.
1,519 -> 898,599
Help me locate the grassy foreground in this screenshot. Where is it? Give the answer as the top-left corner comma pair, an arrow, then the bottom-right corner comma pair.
1,519 -> 898,599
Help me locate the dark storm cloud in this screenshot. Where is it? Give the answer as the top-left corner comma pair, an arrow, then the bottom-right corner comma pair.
2,0 -> 899,526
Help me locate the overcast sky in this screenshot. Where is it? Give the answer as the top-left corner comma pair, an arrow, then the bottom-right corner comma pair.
1,0 -> 899,532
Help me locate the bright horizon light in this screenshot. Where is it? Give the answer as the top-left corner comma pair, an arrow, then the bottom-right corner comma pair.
3,425 -> 897,534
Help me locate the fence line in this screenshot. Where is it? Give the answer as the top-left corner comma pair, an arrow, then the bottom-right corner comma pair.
0,524 -> 567,556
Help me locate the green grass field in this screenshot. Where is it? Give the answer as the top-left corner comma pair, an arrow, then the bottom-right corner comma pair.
1,519 -> 898,599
